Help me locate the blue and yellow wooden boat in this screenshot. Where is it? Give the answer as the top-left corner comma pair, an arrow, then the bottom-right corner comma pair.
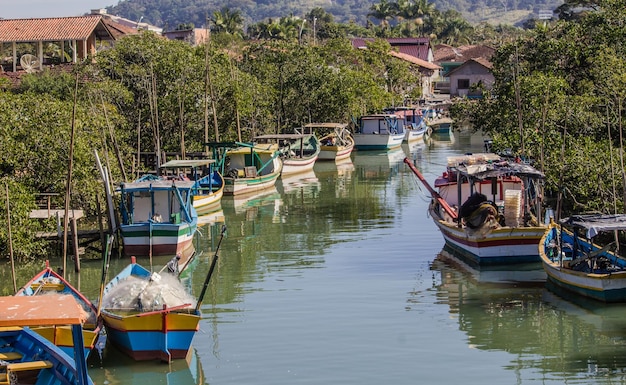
0,295 -> 94,385
540,214 -> 626,302
15,261 -> 104,361
100,256 -> 201,362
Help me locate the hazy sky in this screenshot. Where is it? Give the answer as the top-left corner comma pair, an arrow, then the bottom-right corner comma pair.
1,0 -> 115,19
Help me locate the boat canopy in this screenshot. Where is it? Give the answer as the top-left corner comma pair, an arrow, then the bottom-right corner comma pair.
0,295 -> 87,326
160,159 -> 215,169
561,214 -> 626,239
456,160 -> 544,181
254,134 -> 306,141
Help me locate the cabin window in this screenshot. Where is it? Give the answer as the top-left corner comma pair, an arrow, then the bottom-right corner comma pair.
457,79 -> 470,89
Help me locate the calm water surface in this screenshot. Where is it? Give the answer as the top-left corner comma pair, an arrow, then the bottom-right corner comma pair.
4,131 -> 626,384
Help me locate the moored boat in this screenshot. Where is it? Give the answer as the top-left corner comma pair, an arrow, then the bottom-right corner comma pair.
540,214 -> 626,303
404,153 -> 547,266
383,106 -> 429,143
100,256 -> 201,362
211,142 -> 283,196
15,262 -> 104,361
428,117 -> 453,134
306,122 -> 354,161
353,114 -> 405,151
254,127 -> 320,176
0,295 -> 94,385
159,159 -> 224,213
118,176 -> 198,257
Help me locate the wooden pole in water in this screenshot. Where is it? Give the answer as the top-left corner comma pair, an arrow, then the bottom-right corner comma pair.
63,72 -> 79,278
5,184 -> 16,293
195,225 -> 226,312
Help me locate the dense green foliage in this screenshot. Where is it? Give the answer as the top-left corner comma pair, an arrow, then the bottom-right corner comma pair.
451,0 -> 626,215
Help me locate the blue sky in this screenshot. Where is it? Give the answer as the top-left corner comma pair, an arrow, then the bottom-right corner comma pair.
1,1 -> 114,19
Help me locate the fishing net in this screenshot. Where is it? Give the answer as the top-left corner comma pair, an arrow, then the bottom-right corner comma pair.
101,273 -> 196,312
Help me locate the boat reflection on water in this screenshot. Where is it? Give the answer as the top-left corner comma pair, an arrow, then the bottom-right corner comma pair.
220,186 -> 281,215
429,246 -> 626,378
426,130 -> 455,148
277,169 -> 321,195
436,245 -> 546,287
314,158 -> 355,200
352,148 -> 405,178
89,345 -> 205,385
402,141 -> 426,163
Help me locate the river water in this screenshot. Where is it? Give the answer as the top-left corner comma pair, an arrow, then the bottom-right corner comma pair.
4,130 -> 626,384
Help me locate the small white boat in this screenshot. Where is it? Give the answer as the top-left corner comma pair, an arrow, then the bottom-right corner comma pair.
540,214 -> 626,303
304,122 -> 354,161
383,106 -> 429,143
353,114 -> 405,151
254,128 -> 320,176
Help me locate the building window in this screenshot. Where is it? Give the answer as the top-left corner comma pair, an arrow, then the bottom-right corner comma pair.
458,79 -> 470,89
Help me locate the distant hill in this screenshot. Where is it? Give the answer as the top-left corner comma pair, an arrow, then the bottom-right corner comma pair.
106,0 -> 563,30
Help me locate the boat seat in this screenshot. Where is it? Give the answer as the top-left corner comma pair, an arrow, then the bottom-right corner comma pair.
5,360 -> 53,372
30,282 -> 65,291
569,242 -> 616,267
0,352 -> 22,361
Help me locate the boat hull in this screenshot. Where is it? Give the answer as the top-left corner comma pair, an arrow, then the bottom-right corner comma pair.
353,132 -> 405,150
540,224 -> 626,302
281,155 -> 319,176
101,310 -> 200,361
224,170 -> 281,196
404,127 -> 427,143
192,171 -> 224,212
430,204 -> 545,266
120,222 -> 196,256
318,134 -> 355,161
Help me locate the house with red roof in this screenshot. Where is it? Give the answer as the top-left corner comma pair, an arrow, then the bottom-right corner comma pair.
351,37 -> 441,99
446,57 -> 494,98
0,11 -> 137,73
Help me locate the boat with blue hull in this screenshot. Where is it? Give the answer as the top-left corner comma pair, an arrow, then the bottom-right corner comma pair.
353,114 -> 405,151
100,256 -> 201,362
540,214 -> 626,303
0,295 -> 94,385
15,262 -> 104,361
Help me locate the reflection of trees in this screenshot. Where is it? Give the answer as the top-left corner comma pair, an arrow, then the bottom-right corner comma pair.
429,252 -> 626,377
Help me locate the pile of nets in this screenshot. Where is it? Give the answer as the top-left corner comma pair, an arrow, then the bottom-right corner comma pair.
102,273 -> 196,312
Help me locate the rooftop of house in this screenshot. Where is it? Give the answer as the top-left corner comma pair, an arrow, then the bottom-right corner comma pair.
433,44 -> 495,63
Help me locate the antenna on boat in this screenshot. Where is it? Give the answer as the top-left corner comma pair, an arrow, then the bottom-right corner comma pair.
195,225 -> 227,312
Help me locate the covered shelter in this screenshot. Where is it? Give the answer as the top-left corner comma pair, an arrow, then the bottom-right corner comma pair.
0,15 -> 124,72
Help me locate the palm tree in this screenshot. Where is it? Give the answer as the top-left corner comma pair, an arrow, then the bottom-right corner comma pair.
368,0 -> 396,28
211,7 -> 244,37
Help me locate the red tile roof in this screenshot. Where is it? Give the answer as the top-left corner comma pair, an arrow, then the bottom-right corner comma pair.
0,16 -> 104,43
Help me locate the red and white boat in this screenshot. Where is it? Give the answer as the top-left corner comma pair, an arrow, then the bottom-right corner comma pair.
405,153 -> 547,266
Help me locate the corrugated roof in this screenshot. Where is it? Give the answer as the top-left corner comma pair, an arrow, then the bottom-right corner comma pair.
0,16 -> 103,43
351,37 -> 431,62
